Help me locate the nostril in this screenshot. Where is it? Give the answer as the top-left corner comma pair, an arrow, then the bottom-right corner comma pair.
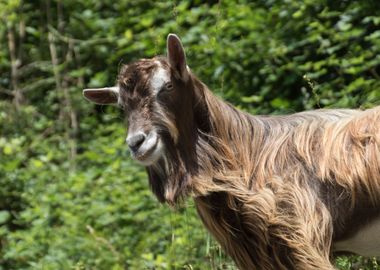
127,133 -> 146,152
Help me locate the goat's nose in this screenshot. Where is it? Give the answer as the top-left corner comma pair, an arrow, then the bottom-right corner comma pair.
126,133 -> 146,152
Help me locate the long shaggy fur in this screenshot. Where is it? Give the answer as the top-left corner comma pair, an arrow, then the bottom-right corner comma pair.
187,79 -> 380,269
112,56 -> 380,269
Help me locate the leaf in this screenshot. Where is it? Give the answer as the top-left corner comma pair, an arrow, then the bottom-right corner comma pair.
0,211 -> 10,224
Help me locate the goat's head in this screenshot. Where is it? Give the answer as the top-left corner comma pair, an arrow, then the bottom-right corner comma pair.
83,34 -> 206,203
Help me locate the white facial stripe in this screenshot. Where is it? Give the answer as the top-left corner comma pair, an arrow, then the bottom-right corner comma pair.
150,61 -> 170,95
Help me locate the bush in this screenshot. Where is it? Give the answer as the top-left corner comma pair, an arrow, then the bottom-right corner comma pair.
1,0 -> 379,269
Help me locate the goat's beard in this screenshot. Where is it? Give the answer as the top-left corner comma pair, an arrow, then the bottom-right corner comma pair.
146,132 -> 197,205
147,153 -> 191,205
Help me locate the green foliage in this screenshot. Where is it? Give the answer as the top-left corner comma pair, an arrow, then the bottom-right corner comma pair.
0,0 -> 379,269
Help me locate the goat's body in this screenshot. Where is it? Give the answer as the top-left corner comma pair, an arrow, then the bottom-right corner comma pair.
84,36 -> 380,269
334,217 -> 380,256
190,86 -> 380,269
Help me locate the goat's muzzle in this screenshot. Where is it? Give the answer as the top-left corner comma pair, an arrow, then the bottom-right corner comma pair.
126,130 -> 163,166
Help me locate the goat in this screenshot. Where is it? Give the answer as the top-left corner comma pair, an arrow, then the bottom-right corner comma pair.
83,34 -> 380,269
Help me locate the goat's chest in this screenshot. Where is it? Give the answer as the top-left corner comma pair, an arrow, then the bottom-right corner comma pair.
194,193 -> 244,241
194,192 -> 270,270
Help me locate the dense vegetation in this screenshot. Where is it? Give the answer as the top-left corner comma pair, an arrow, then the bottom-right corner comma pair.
1,0 -> 380,269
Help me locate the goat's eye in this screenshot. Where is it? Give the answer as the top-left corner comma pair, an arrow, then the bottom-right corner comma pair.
158,82 -> 173,98
165,82 -> 173,91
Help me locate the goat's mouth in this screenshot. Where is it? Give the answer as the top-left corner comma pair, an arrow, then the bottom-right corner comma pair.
131,133 -> 163,166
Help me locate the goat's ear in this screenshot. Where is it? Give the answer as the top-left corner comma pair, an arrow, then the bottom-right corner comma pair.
83,86 -> 120,105
167,33 -> 188,81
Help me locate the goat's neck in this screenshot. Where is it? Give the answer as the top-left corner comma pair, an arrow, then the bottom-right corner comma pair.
192,81 -> 262,196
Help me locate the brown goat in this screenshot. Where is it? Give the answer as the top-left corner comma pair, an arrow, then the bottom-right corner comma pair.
83,34 -> 380,269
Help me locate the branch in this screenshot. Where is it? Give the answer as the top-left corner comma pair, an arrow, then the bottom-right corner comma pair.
17,19 -> 25,63
7,25 -> 23,109
48,25 -> 116,45
0,87 -> 14,96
